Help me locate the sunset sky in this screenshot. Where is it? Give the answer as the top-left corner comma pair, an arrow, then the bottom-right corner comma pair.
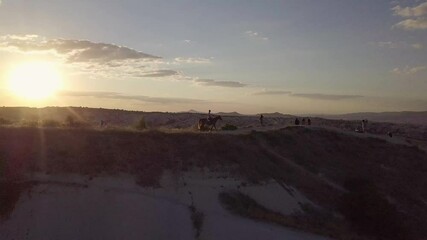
0,0 -> 426,114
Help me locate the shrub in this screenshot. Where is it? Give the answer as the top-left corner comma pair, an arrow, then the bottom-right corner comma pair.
340,178 -> 409,240
65,115 -> 75,127
135,116 -> 147,130
21,120 -> 39,127
0,156 -> 4,178
41,119 -> 61,128
221,124 -> 238,131
0,118 -> 12,125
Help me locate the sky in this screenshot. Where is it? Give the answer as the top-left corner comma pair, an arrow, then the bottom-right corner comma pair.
0,0 -> 426,114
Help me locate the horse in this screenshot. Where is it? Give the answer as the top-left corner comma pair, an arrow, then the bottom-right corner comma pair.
198,115 -> 222,131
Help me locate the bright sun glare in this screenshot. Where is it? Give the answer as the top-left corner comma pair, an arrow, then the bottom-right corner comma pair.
8,61 -> 62,100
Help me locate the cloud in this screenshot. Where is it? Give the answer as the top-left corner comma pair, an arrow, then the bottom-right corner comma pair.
394,17 -> 427,30
392,2 -> 427,17
375,41 -> 423,49
0,34 -> 217,83
195,79 -> 247,88
377,41 -> 399,48
0,35 -> 160,63
291,93 -> 363,100
59,90 -> 208,104
392,65 -> 427,75
183,40 -> 194,44
252,90 -> 291,96
391,2 -> 427,30
252,89 -> 362,100
174,57 -> 212,64
412,43 -> 424,49
245,30 -> 269,41
139,70 -> 179,78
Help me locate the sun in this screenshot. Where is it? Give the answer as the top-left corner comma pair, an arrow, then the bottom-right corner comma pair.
8,61 -> 63,100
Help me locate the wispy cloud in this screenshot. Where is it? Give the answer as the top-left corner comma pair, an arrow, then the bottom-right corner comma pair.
0,35 -> 160,63
392,65 -> 427,75
252,90 -> 291,96
394,18 -> 427,30
245,30 -> 269,41
195,79 -> 247,88
59,90 -> 208,104
375,41 -> 424,49
392,2 -> 427,17
139,70 -> 179,78
253,89 -> 363,100
291,93 -> 363,100
174,57 -> 212,64
412,43 -> 424,49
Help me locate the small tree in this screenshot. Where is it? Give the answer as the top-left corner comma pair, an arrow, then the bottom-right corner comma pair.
136,116 -> 147,130
65,115 -> 75,127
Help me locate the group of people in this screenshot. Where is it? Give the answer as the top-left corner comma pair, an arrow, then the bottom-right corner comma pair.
295,117 -> 311,126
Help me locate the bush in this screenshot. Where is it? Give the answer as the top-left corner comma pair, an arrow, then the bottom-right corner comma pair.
65,115 -> 75,127
0,118 -> 12,125
0,182 -> 32,220
135,116 -> 147,130
340,178 -> 409,240
21,120 -> 39,127
221,124 -> 238,131
41,119 -> 61,128
0,156 -> 4,178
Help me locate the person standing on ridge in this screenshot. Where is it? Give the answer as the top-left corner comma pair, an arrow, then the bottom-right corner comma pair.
260,114 -> 264,126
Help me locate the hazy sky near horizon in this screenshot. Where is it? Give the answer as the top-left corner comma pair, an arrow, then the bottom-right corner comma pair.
0,0 -> 426,114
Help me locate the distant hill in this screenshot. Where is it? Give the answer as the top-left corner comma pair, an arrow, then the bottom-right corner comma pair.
215,111 -> 242,116
320,111 -> 427,125
260,112 -> 295,118
183,109 -> 203,114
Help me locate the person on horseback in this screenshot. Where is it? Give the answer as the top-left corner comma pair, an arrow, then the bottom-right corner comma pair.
207,109 -> 213,124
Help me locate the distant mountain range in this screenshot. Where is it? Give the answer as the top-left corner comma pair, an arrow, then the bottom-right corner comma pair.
319,111 -> 427,125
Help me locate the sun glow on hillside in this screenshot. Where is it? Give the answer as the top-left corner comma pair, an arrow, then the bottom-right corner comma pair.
7,61 -> 63,100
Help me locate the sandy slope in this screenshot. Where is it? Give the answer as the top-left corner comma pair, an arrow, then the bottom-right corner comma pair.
0,171 -> 329,240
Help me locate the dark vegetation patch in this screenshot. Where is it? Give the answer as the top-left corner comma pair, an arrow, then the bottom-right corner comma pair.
340,178 -> 410,240
0,181 -> 32,220
189,205 -> 204,239
0,118 -> 12,126
219,191 -> 368,240
221,124 -> 238,131
41,119 -> 61,128
135,116 -> 147,130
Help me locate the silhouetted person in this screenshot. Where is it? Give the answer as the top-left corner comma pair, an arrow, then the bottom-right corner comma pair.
307,118 -> 311,125
388,132 -> 393,138
207,110 -> 213,124
260,114 -> 264,126
361,120 -> 365,133
295,118 -> 300,125
302,118 -> 306,125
